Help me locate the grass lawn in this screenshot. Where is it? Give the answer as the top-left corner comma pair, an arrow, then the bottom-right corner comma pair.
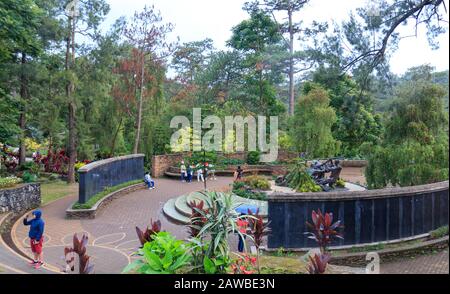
40,180 -> 78,206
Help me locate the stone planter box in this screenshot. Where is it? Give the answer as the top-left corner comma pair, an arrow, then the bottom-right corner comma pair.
66,183 -> 145,219
0,183 -> 41,213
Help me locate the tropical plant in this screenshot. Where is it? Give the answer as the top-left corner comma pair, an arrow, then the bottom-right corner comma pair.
189,191 -> 250,273
136,219 -> 162,247
285,160 -> 322,192
123,232 -> 191,274
335,178 -> 346,188
63,234 -> 94,274
247,210 -> 270,273
188,200 -> 209,238
307,253 -> 331,274
305,209 -> 344,253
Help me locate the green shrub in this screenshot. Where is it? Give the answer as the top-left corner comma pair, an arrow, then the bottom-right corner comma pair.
242,175 -> 271,191
187,151 -> 217,165
247,151 -> 260,165
123,232 -> 191,274
430,226 -> 448,239
22,171 -> 38,183
72,180 -> 142,209
232,180 -> 268,201
0,176 -> 22,189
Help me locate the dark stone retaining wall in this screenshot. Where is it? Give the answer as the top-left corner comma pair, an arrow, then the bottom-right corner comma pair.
67,183 -> 145,219
268,181 -> 449,249
78,154 -> 145,204
0,184 -> 41,213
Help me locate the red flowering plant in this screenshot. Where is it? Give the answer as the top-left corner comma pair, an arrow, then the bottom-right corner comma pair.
246,209 -> 270,273
229,254 -> 257,274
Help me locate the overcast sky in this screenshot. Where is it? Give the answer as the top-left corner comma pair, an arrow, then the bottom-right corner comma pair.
103,0 -> 449,75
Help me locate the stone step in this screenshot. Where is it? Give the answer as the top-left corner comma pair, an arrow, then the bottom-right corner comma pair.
162,198 -> 190,224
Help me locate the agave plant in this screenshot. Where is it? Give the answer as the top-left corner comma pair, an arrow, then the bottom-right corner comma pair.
191,191 -> 247,273
63,234 -> 93,274
307,253 -> 331,274
136,219 -> 162,247
305,209 -> 343,253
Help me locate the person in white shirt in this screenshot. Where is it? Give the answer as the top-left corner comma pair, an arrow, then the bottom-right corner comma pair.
144,172 -> 155,190
196,164 -> 204,182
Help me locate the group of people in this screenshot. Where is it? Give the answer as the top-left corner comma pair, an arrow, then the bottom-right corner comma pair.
179,161 -> 217,183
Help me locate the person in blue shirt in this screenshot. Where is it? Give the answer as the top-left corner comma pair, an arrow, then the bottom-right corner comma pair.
23,210 -> 45,269
144,172 -> 155,190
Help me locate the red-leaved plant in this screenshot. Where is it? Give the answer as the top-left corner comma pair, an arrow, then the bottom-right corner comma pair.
307,253 -> 331,274
246,209 -> 270,273
188,200 -> 209,238
63,234 -> 93,274
136,219 -> 162,247
229,254 -> 257,274
305,209 -> 343,253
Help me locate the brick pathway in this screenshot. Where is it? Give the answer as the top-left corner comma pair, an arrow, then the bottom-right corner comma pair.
381,249 -> 449,274
13,177 -> 234,274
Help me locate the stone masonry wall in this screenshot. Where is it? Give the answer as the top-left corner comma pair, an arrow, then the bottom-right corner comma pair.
0,183 -> 41,213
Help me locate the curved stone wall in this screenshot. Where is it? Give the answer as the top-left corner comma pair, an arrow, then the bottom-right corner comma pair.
268,181 -> 449,249
78,154 -> 145,204
0,183 -> 41,213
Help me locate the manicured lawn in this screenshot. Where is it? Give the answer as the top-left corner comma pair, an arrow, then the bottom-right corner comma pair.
40,180 -> 78,206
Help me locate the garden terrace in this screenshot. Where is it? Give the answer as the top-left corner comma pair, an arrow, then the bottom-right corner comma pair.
268,180 -> 449,250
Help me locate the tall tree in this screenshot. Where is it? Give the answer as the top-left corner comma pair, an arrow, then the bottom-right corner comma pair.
63,0 -> 109,183
245,0 -> 327,115
122,5 -> 176,154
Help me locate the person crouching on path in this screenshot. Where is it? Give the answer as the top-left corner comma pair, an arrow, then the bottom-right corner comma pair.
23,210 -> 45,269
144,172 -> 155,190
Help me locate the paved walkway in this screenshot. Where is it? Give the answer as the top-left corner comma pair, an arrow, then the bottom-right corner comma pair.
381,249 -> 449,274
12,177 -> 234,274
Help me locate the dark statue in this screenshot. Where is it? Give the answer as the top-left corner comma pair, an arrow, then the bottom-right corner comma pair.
308,158 -> 342,192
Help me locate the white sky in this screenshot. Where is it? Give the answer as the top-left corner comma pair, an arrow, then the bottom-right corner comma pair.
103,0 -> 449,75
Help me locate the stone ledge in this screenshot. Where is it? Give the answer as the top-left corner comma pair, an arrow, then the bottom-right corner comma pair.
66,183 -> 146,219
269,180 -> 449,202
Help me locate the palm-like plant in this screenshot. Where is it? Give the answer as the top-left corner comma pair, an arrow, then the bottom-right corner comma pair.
63,234 -> 93,274
307,253 -> 331,274
305,209 -> 343,253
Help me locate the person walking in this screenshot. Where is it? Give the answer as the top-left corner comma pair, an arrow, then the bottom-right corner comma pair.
186,164 -> 193,183
144,172 -> 155,190
196,163 -> 204,182
234,166 -> 243,181
180,161 -> 187,182
23,210 -> 45,269
236,216 -> 249,253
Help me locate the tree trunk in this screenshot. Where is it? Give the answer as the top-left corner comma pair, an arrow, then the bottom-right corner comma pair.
18,53 -> 27,166
288,8 -> 295,116
133,52 -> 145,154
66,16 -> 77,184
110,117 -> 123,156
